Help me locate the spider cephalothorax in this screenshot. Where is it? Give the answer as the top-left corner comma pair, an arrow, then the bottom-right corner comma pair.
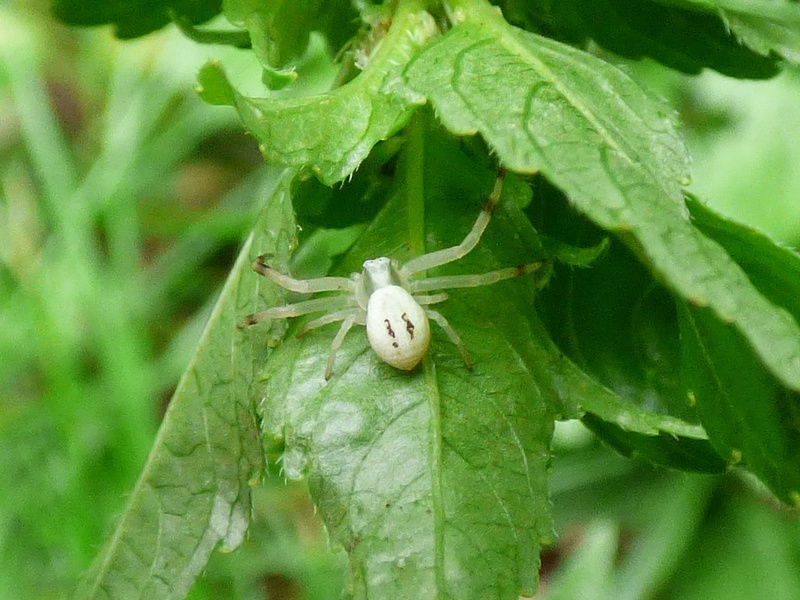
240,171 -> 543,379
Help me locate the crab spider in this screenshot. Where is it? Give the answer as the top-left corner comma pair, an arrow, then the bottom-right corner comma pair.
239,171 -> 544,379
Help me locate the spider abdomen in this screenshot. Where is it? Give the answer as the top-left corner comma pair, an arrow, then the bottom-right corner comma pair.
241,172 -> 541,378
366,285 -> 430,371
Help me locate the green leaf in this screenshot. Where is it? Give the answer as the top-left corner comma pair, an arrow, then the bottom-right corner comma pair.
678,198 -> 800,504
405,3 -> 690,195
724,10 -> 800,64
497,0 -> 779,78
664,0 -> 800,63
73,171 -> 295,599
531,183 -> 725,472
52,0 -> 221,39
405,0 -> 800,397
197,0 -> 434,185
290,137 -> 405,230
170,11 -> 251,49
680,304 -> 800,505
582,414 -> 728,473
548,346 -> 726,473
196,61 -> 237,105
540,235 -> 609,268
532,189 -> 688,416
253,125 -> 555,599
221,0 -> 358,76
686,195 -> 800,324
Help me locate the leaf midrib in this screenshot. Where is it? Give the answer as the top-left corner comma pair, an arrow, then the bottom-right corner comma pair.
444,0 -> 685,209
424,360 -> 447,596
450,3 -> 621,157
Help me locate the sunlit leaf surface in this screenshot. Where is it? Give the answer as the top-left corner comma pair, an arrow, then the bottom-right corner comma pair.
256,134 -> 555,599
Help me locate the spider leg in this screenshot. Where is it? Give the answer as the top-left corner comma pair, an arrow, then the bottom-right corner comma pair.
297,308 -> 365,337
409,261 -> 543,293
413,292 -> 449,305
238,296 -> 350,329
325,312 -> 362,380
252,254 -> 354,293
401,169 -> 506,277
426,309 -> 473,370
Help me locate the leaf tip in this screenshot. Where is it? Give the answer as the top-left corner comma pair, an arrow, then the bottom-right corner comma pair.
197,60 -> 236,106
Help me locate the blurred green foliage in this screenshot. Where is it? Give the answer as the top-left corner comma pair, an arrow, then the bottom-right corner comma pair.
0,2 -> 337,598
1,1 -> 800,599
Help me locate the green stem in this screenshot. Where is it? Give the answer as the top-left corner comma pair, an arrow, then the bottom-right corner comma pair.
405,110 -> 427,258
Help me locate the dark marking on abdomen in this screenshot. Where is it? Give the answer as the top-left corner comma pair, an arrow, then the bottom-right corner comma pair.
401,312 -> 415,339
384,319 -> 399,348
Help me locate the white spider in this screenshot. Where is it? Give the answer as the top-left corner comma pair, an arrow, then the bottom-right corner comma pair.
240,171 -> 544,379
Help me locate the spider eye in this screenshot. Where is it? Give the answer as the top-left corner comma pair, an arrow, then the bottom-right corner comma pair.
363,257 -> 397,290
363,257 -> 390,269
